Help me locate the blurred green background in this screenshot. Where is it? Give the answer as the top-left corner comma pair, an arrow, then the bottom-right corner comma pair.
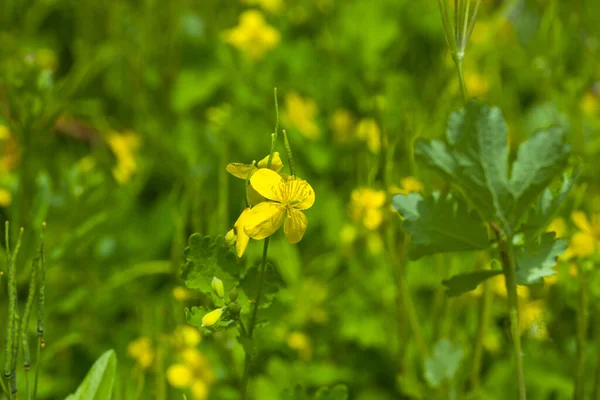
1,0 -> 600,399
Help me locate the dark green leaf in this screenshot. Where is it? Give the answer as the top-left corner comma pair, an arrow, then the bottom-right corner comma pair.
516,232 -> 567,285
240,262 -> 284,309
442,270 -> 503,297
392,192 -> 489,260
65,350 -> 117,400
314,384 -> 349,400
424,340 -> 463,388
181,234 -> 240,294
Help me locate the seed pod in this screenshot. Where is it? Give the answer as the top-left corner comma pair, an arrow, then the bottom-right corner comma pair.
228,302 -> 241,315
229,287 -> 239,302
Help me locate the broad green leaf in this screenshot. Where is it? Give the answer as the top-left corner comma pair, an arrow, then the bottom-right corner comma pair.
442,270 -> 503,297
392,192 -> 489,260
416,101 -> 570,230
181,234 -> 239,294
171,69 -> 222,113
516,232 -> 567,285
65,350 -> 117,400
508,126 -> 570,224
240,262 -> 284,310
424,339 -> 463,388
314,384 -> 349,400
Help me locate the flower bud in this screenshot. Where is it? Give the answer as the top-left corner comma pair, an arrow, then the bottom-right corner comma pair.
228,302 -> 241,315
229,287 -> 239,302
211,277 -> 225,298
224,229 -> 237,246
201,308 -> 223,327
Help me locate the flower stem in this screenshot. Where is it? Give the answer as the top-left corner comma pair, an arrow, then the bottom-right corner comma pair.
574,270 -> 589,400
470,252 -> 491,390
241,237 -> 270,400
282,130 -> 296,177
494,225 -> 526,400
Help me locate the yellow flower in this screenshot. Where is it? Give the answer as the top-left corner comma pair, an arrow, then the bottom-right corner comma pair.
226,152 -> 283,180
520,300 -> 548,340
201,308 -> 224,327
106,130 -> 140,184
173,286 -> 193,302
191,380 -> 208,400
490,274 -> 530,299
0,125 -> 10,140
547,217 -> 566,238
243,0 -> 284,14
287,331 -> 312,360
244,169 -> 315,243
0,189 -> 12,207
349,188 -> 386,230
127,337 -> 154,369
172,325 -> 202,348
223,10 -> 280,60
355,118 -> 381,153
329,108 -> 355,144
225,208 -> 253,257
581,92 -> 599,118
283,92 -> 321,140
464,72 -> 489,99
390,177 -> 423,196
167,363 -> 194,388
564,211 -> 600,259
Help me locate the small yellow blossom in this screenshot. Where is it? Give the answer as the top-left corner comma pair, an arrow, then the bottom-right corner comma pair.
520,300 -> 548,340
244,169 -> 315,243
464,72 -> 489,99
173,286 -> 193,302
355,118 -> 381,153
283,92 -> 321,140
287,331 -> 312,360
390,177 -> 423,196
223,10 -> 280,60
581,92 -> 599,118
106,130 -> 140,184
329,109 -> 355,144
350,188 -> 386,230
202,308 -> 224,327
167,363 -> 194,388
490,274 -> 530,299
191,381 -> 209,400
172,325 -> 202,348
0,189 -> 12,207
243,0 -> 284,14
0,125 -> 10,140
563,210 -> 600,259
127,337 -> 154,369
547,217 -> 566,238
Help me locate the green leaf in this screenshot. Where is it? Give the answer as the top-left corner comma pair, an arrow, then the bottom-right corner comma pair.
65,350 -> 117,400
416,101 -> 570,229
424,340 -> 463,388
240,262 -> 284,310
442,270 -> 503,297
181,234 -> 240,294
314,384 -> 349,400
508,126 -> 570,224
516,232 -> 567,285
171,69 -> 222,113
392,192 -> 489,260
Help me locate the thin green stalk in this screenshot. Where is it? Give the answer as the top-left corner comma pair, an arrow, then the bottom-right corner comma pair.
32,336 -> 42,400
33,222 -> 47,400
282,130 -> 296,177
470,253 -> 491,390
494,225 -> 526,400
22,249 -> 41,372
574,272 -> 589,400
593,321 -> 600,399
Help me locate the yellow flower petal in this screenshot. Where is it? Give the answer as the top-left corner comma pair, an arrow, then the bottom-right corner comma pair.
571,211 -> 593,233
569,232 -> 596,258
245,202 -> 286,240
285,179 -> 315,210
250,169 -> 284,201
167,363 -> 193,388
284,208 -> 308,243
201,308 -> 223,327
233,208 -> 252,257
257,151 -> 283,172
226,163 -> 256,179
191,380 -> 208,400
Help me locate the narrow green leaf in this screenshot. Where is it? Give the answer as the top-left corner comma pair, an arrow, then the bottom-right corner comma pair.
65,350 -> 117,400
516,232 -> 567,285
442,270 -> 503,297
392,192 -> 489,260
181,234 -> 239,294
424,339 -> 463,388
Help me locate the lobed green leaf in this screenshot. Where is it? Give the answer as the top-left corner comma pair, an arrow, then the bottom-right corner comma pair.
515,232 -> 567,285
442,270 -> 503,297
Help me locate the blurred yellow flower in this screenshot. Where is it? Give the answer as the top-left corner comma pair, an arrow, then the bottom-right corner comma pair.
520,300 -> 548,340
329,108 -> 355,144
464,72 -> 489,99
223,10 -> 280,60
244,169 -> 315,243
173,286 -> 193,302
201,308 -> 223,327
172,325 -> 202,348
563,211 -> 600,259
547,217 -> 566,238
243,0 -> 284,14
283,92 -> 321,140
0,189 -> 12,207
167,348 -> 214,400
581,92 -> 599,117
0,125 -> 10,140
287,331 -> 312,360
127,337 -> 154,369
167,363 -> 194,387
106,130 -> 140,185
350,188 -> 386,230
0,125 -> 19,173
355,118 -> 381,153
390,177 -> 423,196
490,274 -> 530,299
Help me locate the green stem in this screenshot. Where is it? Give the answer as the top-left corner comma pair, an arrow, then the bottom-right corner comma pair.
495,227 -> 526,400
470,253 -> 491,390
241,237 -> 271,400
454,55 -> 468,102
574,271 -> 588,400
32,336 -> 42,400
282,130 -> 296,177
593,321 -> 600,399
